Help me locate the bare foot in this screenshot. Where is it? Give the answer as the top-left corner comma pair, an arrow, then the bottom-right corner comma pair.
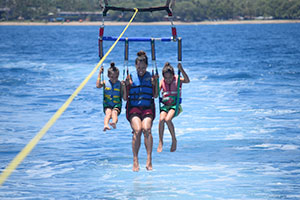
133,159 -> 139,172
170,139 -> 177,152
157,142 -> 163,153
103,125 -> 111,131
146,160 -> 152,171
110,122 -> 116,129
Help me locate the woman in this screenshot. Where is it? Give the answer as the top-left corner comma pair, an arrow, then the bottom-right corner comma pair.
124,50 -> 158,172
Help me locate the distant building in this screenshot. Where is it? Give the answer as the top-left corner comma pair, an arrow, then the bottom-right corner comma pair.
255,16 -> 274,20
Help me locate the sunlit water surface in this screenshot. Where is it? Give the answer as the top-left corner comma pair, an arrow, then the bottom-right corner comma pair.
1,24 -> 300,199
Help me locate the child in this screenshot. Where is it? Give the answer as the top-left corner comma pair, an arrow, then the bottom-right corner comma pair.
157,62 -> 190,152
96,62 -> 124,131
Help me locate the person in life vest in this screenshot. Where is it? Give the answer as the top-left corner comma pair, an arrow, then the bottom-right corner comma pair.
96,62 -> 125,131
157,62 -> 190,153
123,50 -> 158,172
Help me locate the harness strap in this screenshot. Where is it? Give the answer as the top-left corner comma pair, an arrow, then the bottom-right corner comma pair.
98,27 -> 104,59
98,15 -> 105,59
175,38 -> 182,116
151,38 -> 161,111
160,97 -> 182,104
130,85 -> 153,89
101,68 -> 105,111
123,38 -> 129,80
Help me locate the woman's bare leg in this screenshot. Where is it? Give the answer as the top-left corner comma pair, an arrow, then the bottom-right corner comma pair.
130,116 -> 142,172
142,117 -> 153,170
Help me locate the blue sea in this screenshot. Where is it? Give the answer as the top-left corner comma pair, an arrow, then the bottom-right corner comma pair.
1,23 -> 300,199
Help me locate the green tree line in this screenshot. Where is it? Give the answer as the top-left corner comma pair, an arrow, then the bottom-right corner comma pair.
1,0 -> 300,22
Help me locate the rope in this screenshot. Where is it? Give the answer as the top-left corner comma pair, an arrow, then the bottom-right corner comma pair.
0,8 -> 139,187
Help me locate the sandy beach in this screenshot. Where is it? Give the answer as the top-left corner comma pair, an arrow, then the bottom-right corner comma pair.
1,20 -> 300,26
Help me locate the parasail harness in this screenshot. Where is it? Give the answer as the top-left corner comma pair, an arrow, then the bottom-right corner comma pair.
98,0 -> 182,116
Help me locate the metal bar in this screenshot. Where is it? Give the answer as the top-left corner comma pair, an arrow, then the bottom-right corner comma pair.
103,5 -> 172,15
103,36 -> 173,42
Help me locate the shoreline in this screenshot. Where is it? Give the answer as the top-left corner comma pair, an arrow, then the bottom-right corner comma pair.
1,20 -> 300,26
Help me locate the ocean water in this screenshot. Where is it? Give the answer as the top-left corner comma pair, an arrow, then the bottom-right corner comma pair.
0,23 -> 300,199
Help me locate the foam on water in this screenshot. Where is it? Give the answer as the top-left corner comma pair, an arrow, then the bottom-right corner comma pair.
1,24 -> 300,199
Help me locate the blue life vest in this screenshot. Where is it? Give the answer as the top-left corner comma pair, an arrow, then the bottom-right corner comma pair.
104,80 -> 122,108
129,72 -> 153,107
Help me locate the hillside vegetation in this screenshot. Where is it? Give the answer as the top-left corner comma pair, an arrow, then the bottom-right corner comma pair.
1,0 -> 300,22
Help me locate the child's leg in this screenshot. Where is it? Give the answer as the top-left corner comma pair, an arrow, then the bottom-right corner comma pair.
165,109 -> 177,152
157,111 -> 167,153
104,108 -> 112,131
110,108 -> 119,129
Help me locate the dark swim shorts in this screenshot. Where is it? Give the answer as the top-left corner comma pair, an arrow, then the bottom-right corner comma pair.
126,102 -> 155,121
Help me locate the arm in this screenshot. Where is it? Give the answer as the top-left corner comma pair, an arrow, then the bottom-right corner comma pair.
178,63 -> 190,83
121,81 -> 127,101
159,79 -> 162,91
96,66 -> 104,88
123,74 -> 131,101
152,74 -> 159,98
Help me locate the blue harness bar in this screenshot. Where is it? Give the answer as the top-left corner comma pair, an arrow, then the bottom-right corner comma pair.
102,36 -> 173,42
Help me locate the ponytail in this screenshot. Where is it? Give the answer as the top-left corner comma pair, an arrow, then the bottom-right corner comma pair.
108,62 -> 119,76
135,50 -> 148,65
162,62 -> 175,76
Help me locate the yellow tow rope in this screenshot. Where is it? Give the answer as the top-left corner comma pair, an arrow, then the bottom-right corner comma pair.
0,8 -> 139,187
